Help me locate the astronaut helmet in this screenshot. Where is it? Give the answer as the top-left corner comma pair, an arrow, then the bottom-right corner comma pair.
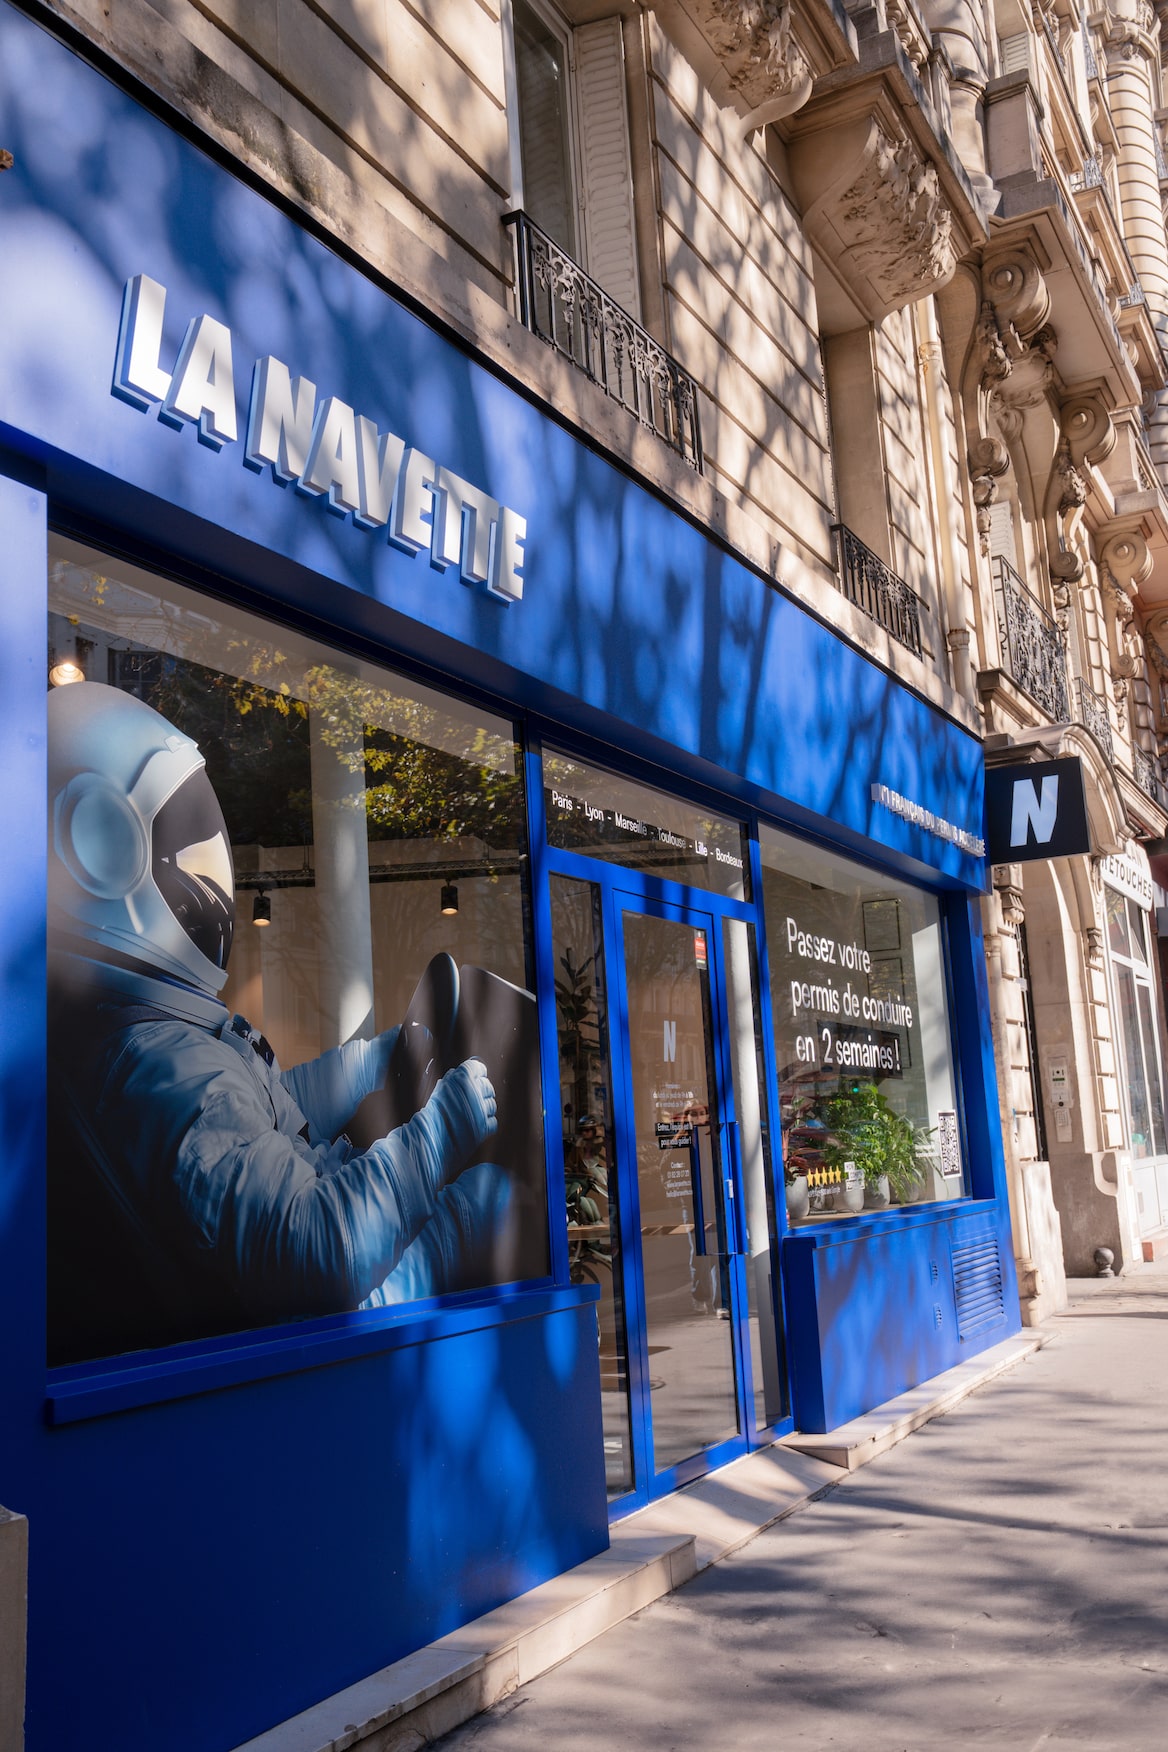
48,680 -> 234,994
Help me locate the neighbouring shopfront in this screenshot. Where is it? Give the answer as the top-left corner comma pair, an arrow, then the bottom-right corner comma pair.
0,8 -> 1017,1751
1101,849 -> 1168,1240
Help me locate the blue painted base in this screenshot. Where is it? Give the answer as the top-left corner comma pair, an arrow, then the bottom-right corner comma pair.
16,1293 -> 608,1752
782,1203 -> 1020,1432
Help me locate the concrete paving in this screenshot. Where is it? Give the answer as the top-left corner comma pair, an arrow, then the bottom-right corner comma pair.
432,1266 -> 1168,1752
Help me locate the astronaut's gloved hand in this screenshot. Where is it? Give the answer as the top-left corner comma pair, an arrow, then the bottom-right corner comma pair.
406,1058 -> 498,1198
359,1162 -> 515,1307
282,1027 -> 401,1142
364,1026 -> 402,1094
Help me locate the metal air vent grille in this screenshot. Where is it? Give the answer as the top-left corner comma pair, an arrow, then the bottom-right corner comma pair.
952,1233 -> 1006,1339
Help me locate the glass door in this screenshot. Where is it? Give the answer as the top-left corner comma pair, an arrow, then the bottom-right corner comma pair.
540,744 -> 789,1509
617,901 -> 745,1482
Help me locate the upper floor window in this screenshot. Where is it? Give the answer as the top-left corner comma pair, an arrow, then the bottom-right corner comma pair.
506,0 -> 641,319
513,0 -> 577,257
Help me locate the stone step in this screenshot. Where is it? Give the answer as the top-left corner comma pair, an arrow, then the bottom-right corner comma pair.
231,1530 -> 697,1752
782,1332 -> 1043,1470
232,1330 -> 1042,1752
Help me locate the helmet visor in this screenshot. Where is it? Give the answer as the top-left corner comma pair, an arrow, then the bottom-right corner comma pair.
152,767 -> 235,971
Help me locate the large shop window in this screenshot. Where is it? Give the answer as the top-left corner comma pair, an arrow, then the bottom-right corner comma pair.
759,825 -> 965,1221
1104,885 -> 1168,1161
46,536 -> 547,1367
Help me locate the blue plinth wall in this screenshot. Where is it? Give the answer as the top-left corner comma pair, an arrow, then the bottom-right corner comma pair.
783,1204 -> 1010,1432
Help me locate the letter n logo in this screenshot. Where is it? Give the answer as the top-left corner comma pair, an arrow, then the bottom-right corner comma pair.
663,1020 -> 677,1063
1010,776 -> 1059,847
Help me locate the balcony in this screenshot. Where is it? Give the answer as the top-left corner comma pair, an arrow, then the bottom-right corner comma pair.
994,556 -> 1070,722
1133,747 -> 1168,811
832,524 -> 926,658
1073,676 -> 1114,760
504,211 -> 702,473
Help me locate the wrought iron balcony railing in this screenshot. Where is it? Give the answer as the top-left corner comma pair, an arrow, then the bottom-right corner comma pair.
832,525 -> 926,658
1073,676 -> 1114,760
993,556 -> 1070,722
1069,157 -> 1103,193
504,211 -> 702,473
1133,747 -> 1168,811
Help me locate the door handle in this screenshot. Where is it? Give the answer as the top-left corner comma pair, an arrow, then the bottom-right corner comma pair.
725,1119 -> 747,1255
689,1133 -> 707,1257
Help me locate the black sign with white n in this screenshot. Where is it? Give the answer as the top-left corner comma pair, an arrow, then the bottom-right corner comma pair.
984,757 -> 1091,864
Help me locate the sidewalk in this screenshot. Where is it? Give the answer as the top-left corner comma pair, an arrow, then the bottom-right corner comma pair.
431,1266 -> 1168,1752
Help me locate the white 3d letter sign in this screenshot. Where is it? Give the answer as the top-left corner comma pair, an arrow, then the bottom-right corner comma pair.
112,274 -> 527,603
1010,777 -> 1059,847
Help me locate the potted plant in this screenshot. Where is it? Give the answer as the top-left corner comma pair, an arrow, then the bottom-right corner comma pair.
783,1151 -> 812,1221
819,1082 -> 931,1209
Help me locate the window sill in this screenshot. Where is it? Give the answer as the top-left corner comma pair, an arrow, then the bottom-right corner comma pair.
45,1280 -> 598,1426
782,1197 -> 998,1246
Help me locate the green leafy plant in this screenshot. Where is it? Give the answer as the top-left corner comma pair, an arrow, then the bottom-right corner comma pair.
563,1154 -> 612,1284
555,947 -> 612,1284
819,1081 -> 932,1200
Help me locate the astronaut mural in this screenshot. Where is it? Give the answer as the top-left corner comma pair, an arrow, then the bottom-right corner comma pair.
46,543 -> 547,1367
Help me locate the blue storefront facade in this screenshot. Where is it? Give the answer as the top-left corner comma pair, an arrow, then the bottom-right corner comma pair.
0,7 -> 1017,1750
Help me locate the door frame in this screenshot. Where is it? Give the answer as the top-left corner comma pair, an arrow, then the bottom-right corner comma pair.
527,740 -> 795,1515
608,885 -> 755,1503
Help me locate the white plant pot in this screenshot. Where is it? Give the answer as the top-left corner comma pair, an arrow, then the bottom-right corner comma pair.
864,1173 -> 891,1210
838,1167 -> 865,1214
785,1176 -> 810,1221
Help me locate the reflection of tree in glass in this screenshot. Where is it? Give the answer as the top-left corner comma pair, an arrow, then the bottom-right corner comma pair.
144,652 -> 314,849
556,948 -> 612,1284
557,947 -> 600,1120
53,562 -> 524,847
146,653 -> 522,849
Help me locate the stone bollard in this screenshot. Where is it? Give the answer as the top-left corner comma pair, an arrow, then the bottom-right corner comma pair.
0,1507 -> 27,1752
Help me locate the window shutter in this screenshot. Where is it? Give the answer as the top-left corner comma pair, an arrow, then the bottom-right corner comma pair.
986,498 -> 1017,565
575,18 -> 641,320
998,33 -> 1032,76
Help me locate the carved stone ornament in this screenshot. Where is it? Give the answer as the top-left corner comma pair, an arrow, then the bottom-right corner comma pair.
982,248 -> 1052,342
885,0 -> 930,73
968,435 -> 1010,556
801,118 -> 957,320
997,882 -> 1027,927
994,325 -> 1057,414
1099,528 -> 1153,594
1083,924 -> 1104,969
1050,548 -> 1085,584
1104,15 -> 1156,61
706,0 -> 813,129
1060,393 -> 1116,468
1145,611 -> 1168,680
975,301 -> 1012,389
1056,438 -> 1090,514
